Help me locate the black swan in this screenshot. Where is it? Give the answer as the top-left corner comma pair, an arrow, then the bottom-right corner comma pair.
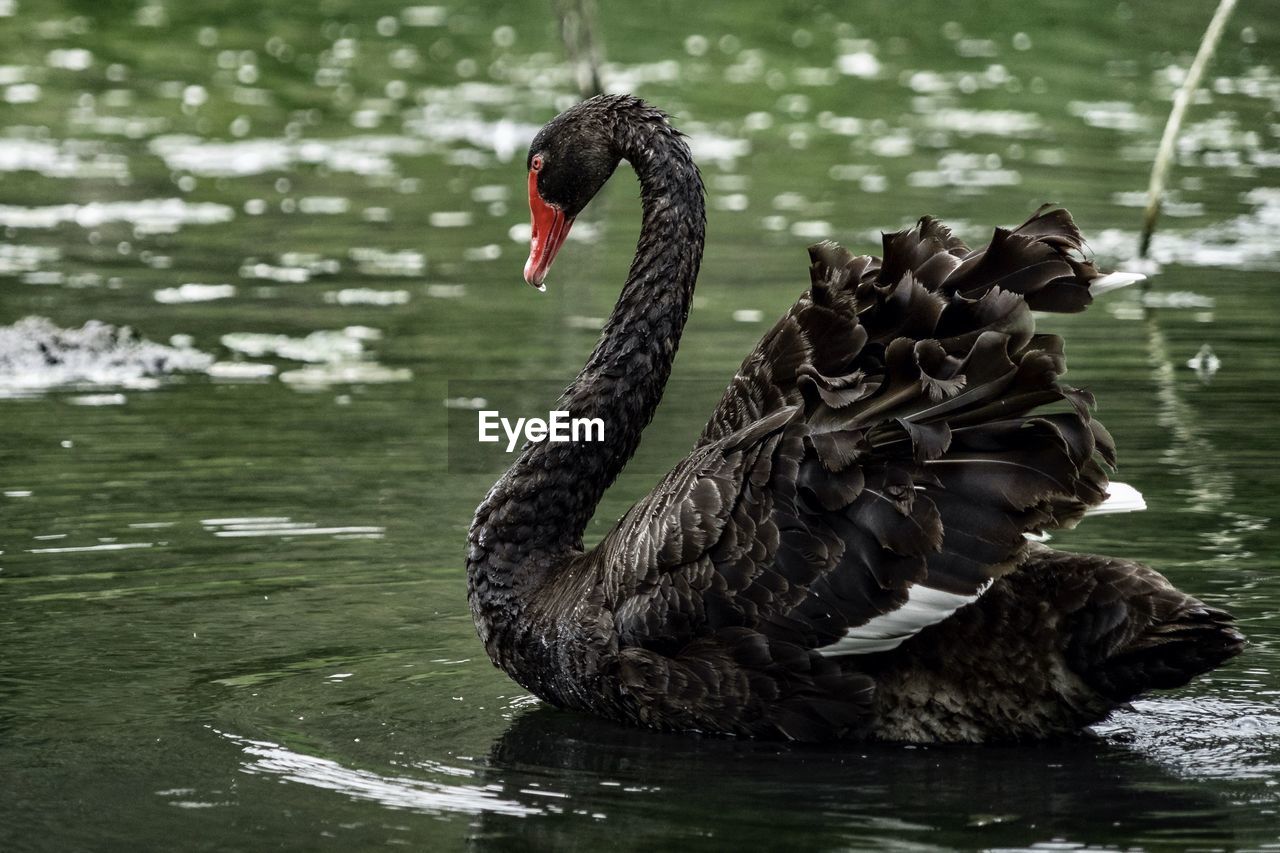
466,95 -> 1244,742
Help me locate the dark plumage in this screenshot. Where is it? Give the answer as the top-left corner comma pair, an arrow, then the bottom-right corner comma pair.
465,94 -> 1244,742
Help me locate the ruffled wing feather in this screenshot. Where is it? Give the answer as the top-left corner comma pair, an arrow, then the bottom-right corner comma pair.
596,207 -> 1130,736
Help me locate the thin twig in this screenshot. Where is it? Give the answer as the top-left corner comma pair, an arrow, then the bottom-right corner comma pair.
1138,0 -> 1239,261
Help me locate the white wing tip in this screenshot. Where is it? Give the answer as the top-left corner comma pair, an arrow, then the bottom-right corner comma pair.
1087,481 -> 1147,516
818,582 -> 990,657
1093,271 -> 1146,296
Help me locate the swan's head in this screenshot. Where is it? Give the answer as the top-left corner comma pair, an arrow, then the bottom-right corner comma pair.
523,101 -> 621,290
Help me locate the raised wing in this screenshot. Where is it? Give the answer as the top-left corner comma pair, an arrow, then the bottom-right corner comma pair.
602,206 -> 1130,667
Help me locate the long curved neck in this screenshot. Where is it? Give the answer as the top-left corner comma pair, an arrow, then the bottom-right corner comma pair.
468,105 -> 705,599
556,107 -> 705,528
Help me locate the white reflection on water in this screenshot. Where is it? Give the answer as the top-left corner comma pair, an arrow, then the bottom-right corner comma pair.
298,196 -> 350,215
153,283 -> 236,304
903,63 -> 1015,96
1068,100 -> 1153,133
1110,190 -> 1203,217
1186,344 -> 1222,382
837,47 -> 881,79
0,316 -> 213,395
27,541 -> 153,554
0,138 -> 130,180
216,729 -> 541,817
220,328 -> 368,363
1175,114 -> 1276,170
67,392 -> 128,406
920,108 -> 1041,137
401,105 -> 537,162
202,517 -> 385,539
429,211 -> 473,228
0,243 -> 59,275
0,316 -> 416,396
279,362 -> 411,387
348,247 -> 426,276
324,288 -> 410,306
217,326 -> 410,388
685,130 -> 751,168
0,198 -> 234,233
206,362 -> 276,380
400,6 -> 448,28
1091,187 -> 1280,270
68,108 -> 169,139
238,254 -> 340,282
907,152 -> 1020,191
149,135 -> 428,178
4,82 -> 41,104
1099,697 -> 1280,784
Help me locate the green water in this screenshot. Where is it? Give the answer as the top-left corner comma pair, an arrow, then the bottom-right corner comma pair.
2,0 -> 1278,849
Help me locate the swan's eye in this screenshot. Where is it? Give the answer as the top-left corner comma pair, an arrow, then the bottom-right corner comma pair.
531,154 -> 544,172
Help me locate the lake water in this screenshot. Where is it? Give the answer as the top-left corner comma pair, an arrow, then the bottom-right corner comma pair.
2,1 -> 1278,849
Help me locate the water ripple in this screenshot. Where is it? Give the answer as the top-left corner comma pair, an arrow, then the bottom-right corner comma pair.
1099,697 -> 1280,785
216,729 -> 542,817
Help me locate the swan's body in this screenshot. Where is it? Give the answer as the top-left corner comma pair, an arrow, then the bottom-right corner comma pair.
466,95 -> 1242,742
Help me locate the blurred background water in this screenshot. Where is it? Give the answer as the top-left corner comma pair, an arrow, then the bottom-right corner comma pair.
1,0 -> 1278,849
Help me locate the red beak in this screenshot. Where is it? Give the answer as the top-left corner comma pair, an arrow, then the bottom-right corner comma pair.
523,171 -> 574,290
